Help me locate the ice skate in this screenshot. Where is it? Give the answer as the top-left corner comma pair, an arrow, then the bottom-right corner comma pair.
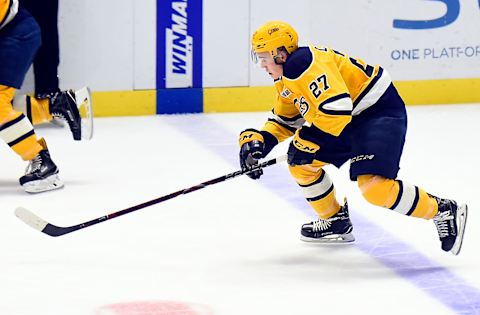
431,195 -> 467,255
19,139 -> 64,193
301,202 -> 355,243
49,87 -> 93,140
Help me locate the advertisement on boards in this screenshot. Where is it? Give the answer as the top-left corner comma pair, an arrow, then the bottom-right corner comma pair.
304,0 -> 480,81
385,0 -> 480,80
157,0 -> 203,89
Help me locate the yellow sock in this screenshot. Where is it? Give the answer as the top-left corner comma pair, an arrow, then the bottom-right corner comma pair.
358,175 -> 438,219
27,96 -> 53,124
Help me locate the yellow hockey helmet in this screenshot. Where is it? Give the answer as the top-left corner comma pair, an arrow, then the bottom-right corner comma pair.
251,21 -> 298,60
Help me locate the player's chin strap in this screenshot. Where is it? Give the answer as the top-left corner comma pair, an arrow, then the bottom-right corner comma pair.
15,155 -> 288,237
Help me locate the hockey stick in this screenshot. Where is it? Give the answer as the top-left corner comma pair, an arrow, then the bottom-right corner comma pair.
15,155 -> 287,237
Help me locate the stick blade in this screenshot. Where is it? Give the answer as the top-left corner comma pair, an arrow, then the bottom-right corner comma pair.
15,207 -> 49,233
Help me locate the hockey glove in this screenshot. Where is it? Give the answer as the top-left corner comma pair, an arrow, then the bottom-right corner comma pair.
239,129 -> 265,180
287,134 -> 320,166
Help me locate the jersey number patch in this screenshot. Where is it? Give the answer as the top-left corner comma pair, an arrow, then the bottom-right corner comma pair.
309,74 -> 329,99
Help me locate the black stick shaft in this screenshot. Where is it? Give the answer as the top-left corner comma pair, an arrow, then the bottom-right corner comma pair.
42,155 -> 286,236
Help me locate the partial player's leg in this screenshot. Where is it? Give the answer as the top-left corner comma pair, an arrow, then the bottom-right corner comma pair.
14,87 -> 94,140
0,9 -> 63,193
0,85 -> 63,193
289,160 -> 354,243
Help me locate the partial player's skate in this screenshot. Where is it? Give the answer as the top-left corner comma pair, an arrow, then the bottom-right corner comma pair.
19,138 -> 63,193
301,202 -> 355,243
431,196 -> 468,255
49,87 -> 93,140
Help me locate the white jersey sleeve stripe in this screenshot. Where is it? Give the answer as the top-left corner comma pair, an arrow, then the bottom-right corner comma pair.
352,68 -> 392,116
268,111 -> 305,130
321,94 -> 353,112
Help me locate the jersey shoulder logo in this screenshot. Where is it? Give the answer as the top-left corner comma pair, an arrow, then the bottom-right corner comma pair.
280,88 -> 292,98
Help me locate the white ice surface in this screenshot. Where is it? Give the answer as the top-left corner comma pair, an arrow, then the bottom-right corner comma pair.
1,104 -> 479,315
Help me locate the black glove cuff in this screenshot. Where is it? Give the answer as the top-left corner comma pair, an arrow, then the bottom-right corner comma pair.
260,130 -> 278,157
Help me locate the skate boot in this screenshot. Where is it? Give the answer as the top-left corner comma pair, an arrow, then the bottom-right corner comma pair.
19,139 -> 64,193
430,195 -> 468,255
49,90 -> 82,140
301,202 -> 355,243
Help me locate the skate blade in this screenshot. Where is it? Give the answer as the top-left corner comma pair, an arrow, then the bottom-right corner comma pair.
450,204 -> 468,255
22,174 -> 64,193
75,87 -> 94,140
300,233 -> 355,243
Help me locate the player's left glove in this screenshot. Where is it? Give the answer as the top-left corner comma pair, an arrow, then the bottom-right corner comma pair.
239,129 -> 265,180
287,133 -> 320,166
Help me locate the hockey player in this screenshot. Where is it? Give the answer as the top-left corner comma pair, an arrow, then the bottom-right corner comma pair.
239,21 -> 468,255
0,0 -> 64,192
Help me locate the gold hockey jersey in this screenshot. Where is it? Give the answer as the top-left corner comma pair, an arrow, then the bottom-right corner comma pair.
0,0 -> 18,30
262,45 -> 392,143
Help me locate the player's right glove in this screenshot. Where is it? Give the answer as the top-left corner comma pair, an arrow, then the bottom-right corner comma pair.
239,128 -> 265,180
287,132 -> 320,166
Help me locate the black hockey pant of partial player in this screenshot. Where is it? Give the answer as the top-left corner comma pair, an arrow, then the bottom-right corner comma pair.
21,0 -> 60,96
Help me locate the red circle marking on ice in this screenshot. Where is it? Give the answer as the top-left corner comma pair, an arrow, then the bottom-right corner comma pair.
96,301 -> 213,315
